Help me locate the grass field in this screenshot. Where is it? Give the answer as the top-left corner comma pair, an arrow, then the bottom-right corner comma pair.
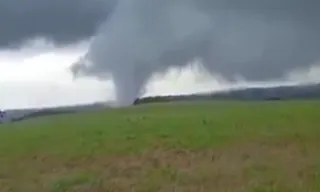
0,101 -> 319,192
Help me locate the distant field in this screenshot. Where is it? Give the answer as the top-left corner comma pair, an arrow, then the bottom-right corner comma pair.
0,101 -> 319,192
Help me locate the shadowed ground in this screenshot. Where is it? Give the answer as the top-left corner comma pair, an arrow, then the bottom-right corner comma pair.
0,101 -> 319,191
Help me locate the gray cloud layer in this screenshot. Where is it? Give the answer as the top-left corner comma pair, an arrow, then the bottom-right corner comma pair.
1,0 -> 320,106
72,0 -> 320,106
0,0 -> 116,48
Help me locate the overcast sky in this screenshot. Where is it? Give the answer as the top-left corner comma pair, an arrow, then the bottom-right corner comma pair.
0,39 -> 234,109
1,39 -> 319,109
1,0 -> 320,109
0,0 -> 228,109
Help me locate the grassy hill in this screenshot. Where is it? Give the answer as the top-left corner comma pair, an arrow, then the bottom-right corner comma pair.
134,83 -> 320,105
0,101 -> 319,191
3,83 -> 320,122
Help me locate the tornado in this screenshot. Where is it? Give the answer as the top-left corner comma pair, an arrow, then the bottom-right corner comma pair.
71,0 -> 320,106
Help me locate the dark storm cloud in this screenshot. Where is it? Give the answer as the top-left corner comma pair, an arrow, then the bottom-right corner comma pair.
1,0 -> 319,106
71,0 -> 320,106
0,0 -> 116,48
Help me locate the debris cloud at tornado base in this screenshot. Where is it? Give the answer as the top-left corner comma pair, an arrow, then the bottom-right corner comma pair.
71,0 -> 320,106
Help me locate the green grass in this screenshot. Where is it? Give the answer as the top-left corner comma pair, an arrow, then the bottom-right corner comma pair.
0,100 -> 319,191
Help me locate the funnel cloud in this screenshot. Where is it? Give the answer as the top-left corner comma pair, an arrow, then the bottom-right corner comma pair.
1,0 -> 319,106
71,0 -> 320,106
